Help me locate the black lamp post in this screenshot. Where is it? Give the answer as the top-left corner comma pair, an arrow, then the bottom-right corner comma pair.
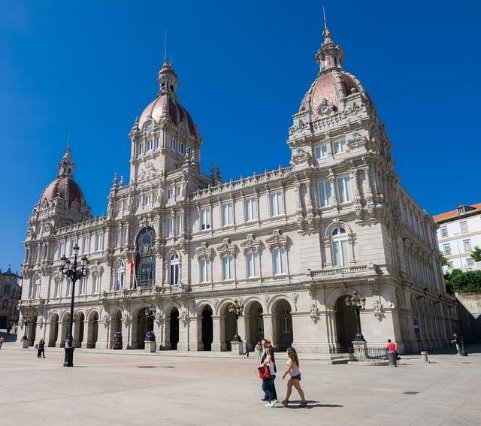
345,293 -> 366,342
21,315 -> 28,341
60,244 -> 88,367
228,299 -> 244,342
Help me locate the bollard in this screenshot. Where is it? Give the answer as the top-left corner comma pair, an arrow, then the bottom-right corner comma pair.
420,351 -> 429,363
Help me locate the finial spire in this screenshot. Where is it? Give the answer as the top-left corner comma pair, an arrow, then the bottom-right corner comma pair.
163,29 -> 168,64
323,6 -> 327,31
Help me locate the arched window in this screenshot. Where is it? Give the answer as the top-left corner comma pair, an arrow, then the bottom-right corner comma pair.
170,254 -> 179,285
332,226 -> 349,267
136,227 -> 156,287
115,261 -> 125,291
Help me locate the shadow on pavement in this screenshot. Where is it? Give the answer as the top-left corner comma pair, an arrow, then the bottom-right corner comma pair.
281,400 -> 343,409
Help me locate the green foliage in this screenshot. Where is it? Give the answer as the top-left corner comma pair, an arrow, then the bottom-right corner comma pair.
440,254 -> 448,266
471,246 -> 481,262
444,269 -> 481,293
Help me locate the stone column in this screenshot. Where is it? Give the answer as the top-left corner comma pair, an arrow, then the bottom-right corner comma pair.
164,318 -> 172,350
121,318 -> 132,350
237,314 -> 247,342
96,318 -> 110,349
154,318 -> 164,351
262,314 -> 274,343
211,315 -> 222,352
176,318 -> 189,351
188,315 -> 200,351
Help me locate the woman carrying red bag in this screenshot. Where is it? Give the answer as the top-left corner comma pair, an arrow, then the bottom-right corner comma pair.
259,346 -> 277,407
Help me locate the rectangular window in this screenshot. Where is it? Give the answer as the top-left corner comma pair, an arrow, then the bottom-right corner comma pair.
59,241 -> 66,258
443,243 -> 451,256
136,196 -> 141,208
201,208 -> 210,230
95,233 -> 103,252
200,259 -> 211,283
440,227 -> 448,238
175,215 -> 183,236
319,180 -> 331,207
272,248 -> 286,275
270,191 -> 283,217
178,142 -> 184,154
222,255 -> 233,280
336,176 -> 352,203
155,137 -> 159,149
166,217 -> 174,237
167,188 -> 173,200
246,252 -> 258,278
92,275 -> 98,294
314,143 -> 328,159
139,142 -> 144,155
115,228 -> 121,247
460,221 -> 468,234
54,281 -> 60,298
332,138 -> 345,154
221,202 -> 233,226
466,257 -> 474,267
463,239 -> 471,252
144,194 -> 152,205
186,147 -> 191,158
147,139 -> 153,151
332,240 -> 349,267
170,138 -> 177,151
245,198 -> 256,222
175,185 -> 181,197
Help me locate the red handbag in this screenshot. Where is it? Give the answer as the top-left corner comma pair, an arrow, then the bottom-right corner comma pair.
258,365 -> 271,380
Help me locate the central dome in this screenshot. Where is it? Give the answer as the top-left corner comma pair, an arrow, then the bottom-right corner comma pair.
137,61 -> 198,137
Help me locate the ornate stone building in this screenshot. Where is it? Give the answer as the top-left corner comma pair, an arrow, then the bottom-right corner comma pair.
18,25 -> 459,353
0,267 -> 21,330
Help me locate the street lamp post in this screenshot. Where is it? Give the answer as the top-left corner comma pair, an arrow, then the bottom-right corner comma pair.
228,299 -> 244,342
60,244 -> 88,367
345,293 -> 366,342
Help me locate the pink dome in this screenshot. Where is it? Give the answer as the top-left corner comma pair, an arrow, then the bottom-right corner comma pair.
40,177 -> 85,208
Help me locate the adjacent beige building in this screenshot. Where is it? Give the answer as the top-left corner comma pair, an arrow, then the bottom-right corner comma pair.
18,25 -> 459,354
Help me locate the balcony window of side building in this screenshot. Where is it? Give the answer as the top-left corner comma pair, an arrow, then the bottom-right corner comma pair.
460,220 -> 468,234
440,226 -> 448,238
463,239 -> 472,252
332,227 -> 349,267
443,243 -> 451,256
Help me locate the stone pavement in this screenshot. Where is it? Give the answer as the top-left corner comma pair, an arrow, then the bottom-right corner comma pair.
1,339 -> 480,426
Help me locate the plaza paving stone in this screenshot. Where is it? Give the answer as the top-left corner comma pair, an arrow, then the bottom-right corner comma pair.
1,339 -> 480,425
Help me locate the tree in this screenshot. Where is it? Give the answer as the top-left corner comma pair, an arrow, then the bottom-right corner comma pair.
445,269 -> 481,293
471,246 -> 481,263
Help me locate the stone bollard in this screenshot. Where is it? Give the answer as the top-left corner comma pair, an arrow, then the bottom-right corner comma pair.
420,351 -> 429,363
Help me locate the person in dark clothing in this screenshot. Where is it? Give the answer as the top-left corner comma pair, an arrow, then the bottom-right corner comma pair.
260,340 -> 277,402
37,338 -> 46,358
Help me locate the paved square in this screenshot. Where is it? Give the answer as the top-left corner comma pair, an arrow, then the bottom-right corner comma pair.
1,341 -> 480,425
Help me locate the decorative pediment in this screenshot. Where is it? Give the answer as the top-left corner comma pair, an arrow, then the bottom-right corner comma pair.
265,229 -> 288,250
347,132 -> 367,150
240,234 -> 263,253
194,242 -> 214,260
290,148 -> 312,168
216,238 -> 236,257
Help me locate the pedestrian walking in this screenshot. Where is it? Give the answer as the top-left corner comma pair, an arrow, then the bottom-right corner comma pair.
254,341 -> 262,362
260,340 -> 278,402
37,338 -> 46,358
387,339 -> 397,367
242,337 -> 250,357
281,347 -> 307,407
0,335 -> 4,350
451,333 -> 461,355
260,346 -> 277,407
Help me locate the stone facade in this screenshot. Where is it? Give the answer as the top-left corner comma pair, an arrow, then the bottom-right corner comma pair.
0,267 -> 21,330
18,25 -> 459,354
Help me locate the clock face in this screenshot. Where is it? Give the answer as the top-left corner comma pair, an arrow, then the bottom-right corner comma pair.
143,121 -> 154,134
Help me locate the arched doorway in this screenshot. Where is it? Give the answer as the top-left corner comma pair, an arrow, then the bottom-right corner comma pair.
110,310 -> 122,349
135,308 -> 150,349
87,311 -> 99,348
49,314 -> 59,347
335,296 -> 357,349
201,306 -> 213,351
223,304 -> 237,351
170,308 -> 179,350
247,301 -> 264,346
274,300 -> 292,350
74,312 -> 85,348
27,316 -> 37,346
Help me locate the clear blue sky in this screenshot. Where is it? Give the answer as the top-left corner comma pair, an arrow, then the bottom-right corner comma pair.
1,0 -> 480,272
